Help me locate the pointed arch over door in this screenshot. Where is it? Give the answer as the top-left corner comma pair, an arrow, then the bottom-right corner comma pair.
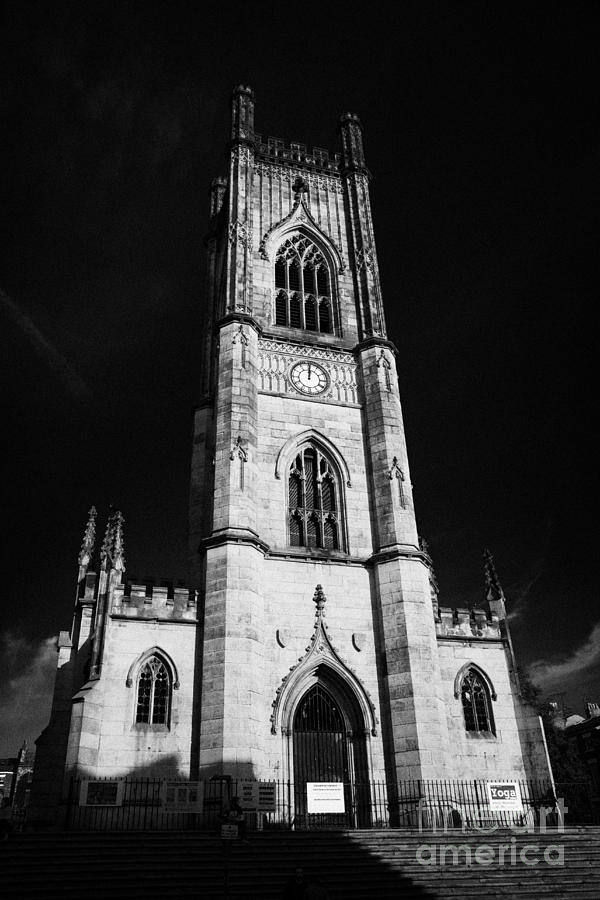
289,665 -> 371,828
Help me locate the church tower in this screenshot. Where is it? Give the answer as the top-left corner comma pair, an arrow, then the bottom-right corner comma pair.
189,85 -> 453,788
31,86 -> 552,828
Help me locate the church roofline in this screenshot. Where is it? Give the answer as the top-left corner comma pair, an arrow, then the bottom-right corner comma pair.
254,134 -> 341,175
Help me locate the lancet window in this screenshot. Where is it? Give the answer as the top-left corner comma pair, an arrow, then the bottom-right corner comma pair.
288,446 -> 342,550
136,656 -> 171,726
460,668 -> 495,735
274,236 -> 333,333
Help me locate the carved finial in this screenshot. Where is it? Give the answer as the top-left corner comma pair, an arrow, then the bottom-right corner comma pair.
100,508 -> 126,573
111,510 -> 126,572
100,510 -> 113,567
78,506 -> 97,573
420,536 -> 439,613
313,584 -> 327,613
484,548 -> 506,606
292,175 -> 309,199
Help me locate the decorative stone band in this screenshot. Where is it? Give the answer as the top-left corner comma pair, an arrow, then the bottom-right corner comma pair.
254,161 -> 344,193
258,338 -> 358,405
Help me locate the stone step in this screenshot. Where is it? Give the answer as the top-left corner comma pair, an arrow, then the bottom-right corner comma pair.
3,828 -> 599,900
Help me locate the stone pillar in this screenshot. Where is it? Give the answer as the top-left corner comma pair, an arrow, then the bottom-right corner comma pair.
198,313 -> 266,776
225,86 -> 255,315
359,340 -> 450,780
339,113 -> 385,339
211,317 -> 260,538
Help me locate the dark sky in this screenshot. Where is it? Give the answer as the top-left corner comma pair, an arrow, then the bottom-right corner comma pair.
1,3 -> 597,754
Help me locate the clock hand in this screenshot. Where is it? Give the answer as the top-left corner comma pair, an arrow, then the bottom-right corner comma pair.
308,363 -> 311,379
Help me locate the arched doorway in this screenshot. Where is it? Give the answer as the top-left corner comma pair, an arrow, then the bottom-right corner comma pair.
291,671 -> 370,828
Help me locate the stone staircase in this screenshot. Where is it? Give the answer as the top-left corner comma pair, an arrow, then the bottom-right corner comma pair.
2,827 -> 600,899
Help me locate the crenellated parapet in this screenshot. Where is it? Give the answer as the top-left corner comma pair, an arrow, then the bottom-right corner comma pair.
436,606 -> 501,640
111,580 -> 198,622
254,133 -> 341,174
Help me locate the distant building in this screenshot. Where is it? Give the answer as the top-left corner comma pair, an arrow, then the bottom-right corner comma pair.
566,702 -> 600,819
31,87 -> 552,826
0,743 -> 34,807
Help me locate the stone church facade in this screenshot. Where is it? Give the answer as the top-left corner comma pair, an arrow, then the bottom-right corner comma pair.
31,87 -> 552,823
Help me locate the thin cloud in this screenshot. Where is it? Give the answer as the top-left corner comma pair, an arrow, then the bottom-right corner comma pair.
0,632 -> 57,757
1,287 -> 91,400
506,554 -> 547,623
528,621 -> 600,691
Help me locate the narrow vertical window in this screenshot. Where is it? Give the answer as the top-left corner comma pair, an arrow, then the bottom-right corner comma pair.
290,293 -> 302,328
276,290 -> 288,326
136,657 -> 171,726
273,236 -> 335,334
289,259 -> 301,291
287,444 -> 344,551
319,299 -> 331,333
275,258 -> 287,289
317,265 -> 329,297
305,296 -> 317,331
460,669 -> 495,735
303,264 -> 315,294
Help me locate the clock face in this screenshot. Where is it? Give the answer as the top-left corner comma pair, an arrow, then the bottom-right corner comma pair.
290,361 -> 329,395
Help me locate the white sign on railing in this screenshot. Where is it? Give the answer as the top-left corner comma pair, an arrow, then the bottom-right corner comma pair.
307,782 -> 345,814
79,780 -> 125,807
486,781 -> 523,812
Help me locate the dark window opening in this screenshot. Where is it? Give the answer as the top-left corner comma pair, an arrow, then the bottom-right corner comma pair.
290,293 -> 302,328
461,669 -> 495,735
275,291 -> 287,326
273,237 -> 334,333
136,658 -> 171,726
317,266 -> 329,296
275,258 -> 287,289
304,264 -> 315,294
289,260 -> 301,292
305,297 -> 317,331
319,299 -> 331,333
287,446 -> 343,551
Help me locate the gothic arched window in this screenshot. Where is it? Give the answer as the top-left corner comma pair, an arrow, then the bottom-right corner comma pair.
136,656 -> 171,726
288,445 -> 342,550
460,668 -> 495,735
274,236 -> 334,334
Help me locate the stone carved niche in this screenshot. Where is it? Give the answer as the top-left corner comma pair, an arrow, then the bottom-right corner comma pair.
229,435 -> 248,490
388,457 -> 406,508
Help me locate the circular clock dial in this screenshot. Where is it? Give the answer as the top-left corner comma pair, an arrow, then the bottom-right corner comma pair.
290,361 -> 329,395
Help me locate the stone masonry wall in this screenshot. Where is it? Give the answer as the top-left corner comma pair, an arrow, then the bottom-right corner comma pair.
68,614 -> 198,778
256,392 -> 371,556
438,639 -> 535,780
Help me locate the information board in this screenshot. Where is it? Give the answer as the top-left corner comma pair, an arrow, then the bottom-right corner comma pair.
486,781 -> 523,812
236,781 -> 277,811
162,781 -> 204,812
79,780 -> 125,807
306,782 -> 345,814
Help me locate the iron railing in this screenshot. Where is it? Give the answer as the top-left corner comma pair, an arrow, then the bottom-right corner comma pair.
62,777 -> 599,832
